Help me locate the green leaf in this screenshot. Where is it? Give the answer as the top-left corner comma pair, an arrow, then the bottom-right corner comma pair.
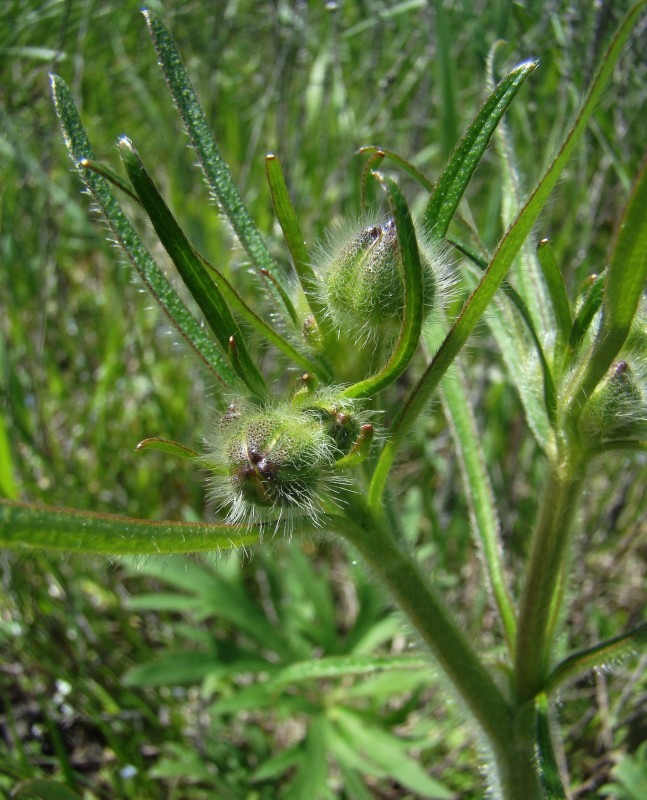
251,744 -> 303,782
285,716 -> 330,800
0,410 -> 18,499
13,780 -> 82,800
342,173 -> 425,399
568,272 -> 605,354
119,137 -> 268,400
537,239 -> 572,350
123,556 -> 295,659
123,650 -> 222,687
535,693 -> 567,799
136,437 -> 199,459
333,708 -> 453,798
143,11 -> 293,320
545,623 -> 647,694
50,75 -> 237,387
269,653 -> 430,689
369,1 -> 647,508
438,362 -> 516,653
358,146 -> 434,193
423,59 -> 538,238
0,498 -> 267,554
78,157 -> 140,203
565,153 -> 647,424
264,154 -> 315,301
605,154 -> 647,337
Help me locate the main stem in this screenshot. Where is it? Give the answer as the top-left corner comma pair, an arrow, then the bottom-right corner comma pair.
515,447 -> 586,703
331,499 -> 542,799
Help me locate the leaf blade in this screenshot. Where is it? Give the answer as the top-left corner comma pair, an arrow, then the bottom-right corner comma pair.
143,10 -> 292,319
50,74 -> 237,386
119,137 -> 267,399
423,59 -> 538,238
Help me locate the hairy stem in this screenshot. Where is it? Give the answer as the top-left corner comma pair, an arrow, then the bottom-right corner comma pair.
515,450 -> 586,703
331,501 -> 542,798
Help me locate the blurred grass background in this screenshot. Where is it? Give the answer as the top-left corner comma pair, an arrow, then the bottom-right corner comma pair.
1,1 -> 645,797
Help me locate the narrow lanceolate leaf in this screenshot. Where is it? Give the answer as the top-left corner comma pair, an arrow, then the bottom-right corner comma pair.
535,693 -> 567,799
143,11 -> 292,319
537,239 -> 572,349
78,157 -> 141,203
566,153 -> 647,419
423,59 -> 538,238
50,75 -> 237,387
265,154 -> 314,292
568,273 -> 604,354
545,623 -> 647,694
358,146 -> 435,194
438,363 -> 516,654
136,437 -> 200,459
342,174 -> 425,399
268,653 -> 429,689
119,137 -> 267,400
458,246 -> 555,440
0,499 -> 263,554
369,2 -> 647,508
604,154 -> 647,335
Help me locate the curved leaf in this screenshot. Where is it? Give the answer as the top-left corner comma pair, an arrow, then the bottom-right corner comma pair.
143,11 -> 294,321
423,59 -> 538,237
369,1 -> 647,508
0,498 -> 264,554
119,137 -> 267,400
50,75 -> 236,386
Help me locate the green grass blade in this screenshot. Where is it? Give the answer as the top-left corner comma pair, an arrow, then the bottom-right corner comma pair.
423,59 -> 538,238
537,238 -> 572,349
0,499 -> 263,554
341,174 -> 425,399
50,75 -> 237,387
119,137 -> 267,400
143,10 -> 292,319
545,623 -> 647,695
369,1 -> 647,509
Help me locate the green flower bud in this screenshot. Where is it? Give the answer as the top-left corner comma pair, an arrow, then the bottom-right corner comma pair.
204,401 -> 342,527
318,216 -> 450,339
293,390 -> 367,456
579,360 -> 646,443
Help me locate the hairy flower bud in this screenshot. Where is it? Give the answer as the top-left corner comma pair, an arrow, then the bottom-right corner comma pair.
318,216 -> 450,338
293,391 -> 366,456
579,360 -> 646,443
204,401 -> 342,528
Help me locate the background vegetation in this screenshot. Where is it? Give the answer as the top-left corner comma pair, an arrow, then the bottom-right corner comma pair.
1,0 -> 645,797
